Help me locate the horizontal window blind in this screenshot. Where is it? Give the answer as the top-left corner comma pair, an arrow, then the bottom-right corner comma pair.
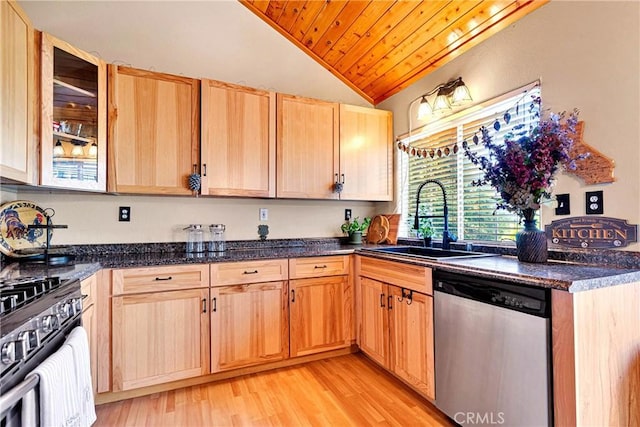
400,83 -> 540,243
407,128 -> 458,239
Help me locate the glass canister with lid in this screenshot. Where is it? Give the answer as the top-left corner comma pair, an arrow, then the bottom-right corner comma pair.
184,224 -> 205,253
209,224 -> 226,252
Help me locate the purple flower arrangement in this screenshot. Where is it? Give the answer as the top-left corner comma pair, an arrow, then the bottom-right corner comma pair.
464,97 -> 585,222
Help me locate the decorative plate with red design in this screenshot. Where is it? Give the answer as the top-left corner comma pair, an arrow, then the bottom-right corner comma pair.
0,200 -> 50,257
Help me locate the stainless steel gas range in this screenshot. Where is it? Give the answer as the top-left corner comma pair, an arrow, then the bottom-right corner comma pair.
0,273 -> 84,426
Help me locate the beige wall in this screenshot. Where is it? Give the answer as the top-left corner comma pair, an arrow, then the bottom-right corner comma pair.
379,1 -> 640,251
1,190 -> 376,244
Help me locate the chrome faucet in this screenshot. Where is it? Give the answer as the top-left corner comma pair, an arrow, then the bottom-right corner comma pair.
413,179 -> 456,250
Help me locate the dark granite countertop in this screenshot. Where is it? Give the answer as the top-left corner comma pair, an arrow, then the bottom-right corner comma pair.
355,249 -> 640,292
77,245 -> 357,269
1,238 -> 638,293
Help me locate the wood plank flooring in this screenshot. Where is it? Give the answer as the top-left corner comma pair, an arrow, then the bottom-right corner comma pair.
95,353 -> 454,426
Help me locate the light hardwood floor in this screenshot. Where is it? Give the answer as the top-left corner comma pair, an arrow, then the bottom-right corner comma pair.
95,353 -> 453,426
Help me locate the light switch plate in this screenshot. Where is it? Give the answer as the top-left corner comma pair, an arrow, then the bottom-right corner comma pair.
259,208 -> 268,221
585,191 -> 604,215
555,194 -> 570,215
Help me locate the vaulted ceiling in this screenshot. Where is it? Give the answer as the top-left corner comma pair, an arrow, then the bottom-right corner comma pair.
241,0 -> 548,105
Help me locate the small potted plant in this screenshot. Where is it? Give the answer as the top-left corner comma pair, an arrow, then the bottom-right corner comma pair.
341,216 -> 371,244
417,218 -> 434,247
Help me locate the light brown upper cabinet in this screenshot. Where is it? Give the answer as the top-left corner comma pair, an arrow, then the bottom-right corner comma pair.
40,33 -> 107,191
108,65 -> 199,195
276,94 -> 393,201
1,1 -> 36,184
276,94 -> 339,199
201,80 -> 276,197
339,105 -> 393,201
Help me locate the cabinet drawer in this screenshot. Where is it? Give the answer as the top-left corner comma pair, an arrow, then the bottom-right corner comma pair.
81,274 -> 97,307
112,265 -> 209,295
289,255 -> 350,279
358,256 -> 432,295
211,259 -> 288,286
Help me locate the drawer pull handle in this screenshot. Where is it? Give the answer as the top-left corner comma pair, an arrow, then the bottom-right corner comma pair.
212,297 -> 217,312
387,295 -> 393,310
243,270 -> 258,275
202,298 -> 207,313
380,293 -> 385,308
314,265 -> 327,269
155,276 -> 172,281
291,290 -> 295,303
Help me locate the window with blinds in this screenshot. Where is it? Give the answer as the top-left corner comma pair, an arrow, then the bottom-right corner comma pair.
400,83 -> 541,243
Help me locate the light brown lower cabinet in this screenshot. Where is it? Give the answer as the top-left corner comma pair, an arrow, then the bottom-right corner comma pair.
289,256 -> 351,358
289,275 -> 350,357
80,274 -> 98,395
360,277 -> 435,399
358,255 -> 435,401
210,282 -> 289,372
110,265 -> 210,392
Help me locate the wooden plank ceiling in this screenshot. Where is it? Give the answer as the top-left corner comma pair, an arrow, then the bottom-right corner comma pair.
240,0 -> 548,105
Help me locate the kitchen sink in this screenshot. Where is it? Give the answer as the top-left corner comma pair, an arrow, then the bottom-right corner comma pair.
361,246 -> 498,260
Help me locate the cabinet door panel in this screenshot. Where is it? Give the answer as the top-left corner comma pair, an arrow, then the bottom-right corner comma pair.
290,276 -> 348,357
211,282 -> 288,372
359,277 -> 388,367
82,302 -> 97,395
276,94 -> 339,199
201,80 -> 275,197
388,287 -> 435,399
112,288 -> 209,391
0,1 -> 35,184
40,33 -> 107,191
108,65 -> 199,194
339,105 -> 393,201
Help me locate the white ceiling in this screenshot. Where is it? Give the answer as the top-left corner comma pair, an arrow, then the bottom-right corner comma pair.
19,0 -> 369,106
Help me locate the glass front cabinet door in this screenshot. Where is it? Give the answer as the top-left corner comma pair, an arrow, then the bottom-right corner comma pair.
40,33 -> 106,191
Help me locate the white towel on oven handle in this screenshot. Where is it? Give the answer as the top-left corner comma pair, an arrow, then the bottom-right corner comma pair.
27,344 -> 82,427
65,326 -> 97,426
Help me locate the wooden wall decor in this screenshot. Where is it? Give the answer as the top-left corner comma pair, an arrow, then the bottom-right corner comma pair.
545,217 -> 637,249
567,121 -> 616,185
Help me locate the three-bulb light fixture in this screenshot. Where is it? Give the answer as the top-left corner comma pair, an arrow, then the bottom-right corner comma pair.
415,77 -> 473,120
53,140 -> 98,158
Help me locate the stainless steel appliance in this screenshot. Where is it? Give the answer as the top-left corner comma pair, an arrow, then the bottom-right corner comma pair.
0,275 -> 83,426
434,271 -> 552,427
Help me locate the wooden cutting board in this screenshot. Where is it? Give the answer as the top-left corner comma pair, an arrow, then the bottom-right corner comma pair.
367,215 -> 390,244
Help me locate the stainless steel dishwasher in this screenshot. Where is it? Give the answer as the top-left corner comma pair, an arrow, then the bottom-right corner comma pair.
434,271 -> 552,427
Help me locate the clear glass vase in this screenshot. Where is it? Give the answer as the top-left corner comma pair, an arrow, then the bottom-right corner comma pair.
515,219 -> 548,263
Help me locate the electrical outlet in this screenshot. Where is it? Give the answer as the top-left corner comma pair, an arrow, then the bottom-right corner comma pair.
345,209 -> 352,221
119,206 -> 131,222
259,208 -> 268,221
585,191 -> 604,214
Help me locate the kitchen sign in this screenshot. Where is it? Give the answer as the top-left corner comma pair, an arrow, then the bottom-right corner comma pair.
545,217 -> 637,249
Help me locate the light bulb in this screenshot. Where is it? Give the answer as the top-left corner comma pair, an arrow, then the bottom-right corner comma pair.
451,79 -> 473,105
71,144 -> 84,157
53,140 -> 65,157
433,89 -> 451,114
417,96 -> 432,120
88,143 -> 98,158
